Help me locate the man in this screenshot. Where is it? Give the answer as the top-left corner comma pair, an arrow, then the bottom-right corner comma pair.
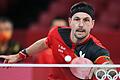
0,2 -> 113,80
0,17 -> 22,62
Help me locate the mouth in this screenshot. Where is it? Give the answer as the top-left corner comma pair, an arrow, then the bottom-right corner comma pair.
76,29 -> 85,32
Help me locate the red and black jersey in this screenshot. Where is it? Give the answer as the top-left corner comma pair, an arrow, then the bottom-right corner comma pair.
45,26 -> 111,80
46,26 -> 110,64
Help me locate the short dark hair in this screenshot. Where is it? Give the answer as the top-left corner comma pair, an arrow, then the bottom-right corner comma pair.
70,2 -> 95,20
0,17 -> 12,24
0,17 -> 13,28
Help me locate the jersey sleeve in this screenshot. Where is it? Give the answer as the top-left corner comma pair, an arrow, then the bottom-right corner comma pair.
45,35 -> 51,48
93,49 -> 112,64
45,26 -> 58,48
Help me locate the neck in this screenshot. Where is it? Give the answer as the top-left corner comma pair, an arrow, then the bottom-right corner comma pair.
70,32 -> 90,44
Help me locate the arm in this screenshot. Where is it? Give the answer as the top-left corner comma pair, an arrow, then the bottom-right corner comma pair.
0,37 -> 49,63
26,37 -> 48,55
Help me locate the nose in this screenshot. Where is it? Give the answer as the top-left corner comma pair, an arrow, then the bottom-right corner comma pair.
79,20 -> 84,27
78,20 -> 84,28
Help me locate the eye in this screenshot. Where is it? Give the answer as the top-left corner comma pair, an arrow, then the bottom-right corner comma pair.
83,18 -> 90,22
73,18 -> 80,21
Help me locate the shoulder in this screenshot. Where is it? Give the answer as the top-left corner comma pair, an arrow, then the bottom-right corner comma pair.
87,35 -> 110,62
48,26 -> 71,37
46,26 -> 71,47
90,35 -> 106,49
89,35 -> 109,54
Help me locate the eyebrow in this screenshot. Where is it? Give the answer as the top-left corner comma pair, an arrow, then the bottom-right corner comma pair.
84,17 -> 90,19
74,16 -> 90,19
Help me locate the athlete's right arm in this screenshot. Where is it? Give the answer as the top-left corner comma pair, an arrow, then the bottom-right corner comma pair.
26,37 -> 48,55
0,37 -> 49,63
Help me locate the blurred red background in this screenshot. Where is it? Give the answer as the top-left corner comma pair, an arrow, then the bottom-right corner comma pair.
0,0 -> 120,80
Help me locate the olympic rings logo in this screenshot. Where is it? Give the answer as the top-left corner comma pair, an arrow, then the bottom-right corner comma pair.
95,69 -> 120,80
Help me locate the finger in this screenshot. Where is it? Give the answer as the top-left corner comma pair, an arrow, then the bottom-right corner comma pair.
4,59 -> 9,64
1,59 -> 8,68
3,60 -> 12,69
3,59 -> 13,69
0,55 -> 8,59
8,60 -> 15,64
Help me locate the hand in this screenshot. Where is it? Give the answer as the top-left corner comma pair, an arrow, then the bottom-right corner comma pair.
0,54 -> 21,63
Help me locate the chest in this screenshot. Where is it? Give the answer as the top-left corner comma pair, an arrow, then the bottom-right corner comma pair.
50,38 -> 92,63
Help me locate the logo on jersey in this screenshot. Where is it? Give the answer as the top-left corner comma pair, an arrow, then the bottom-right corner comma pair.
58,45 -> 66,53
79,51 -> 85,57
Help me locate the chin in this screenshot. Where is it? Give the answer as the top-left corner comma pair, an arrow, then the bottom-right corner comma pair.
75,35 -> 86,40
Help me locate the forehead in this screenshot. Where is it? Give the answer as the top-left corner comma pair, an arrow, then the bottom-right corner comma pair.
0,22 -> 12,29
72,12 -> 92,19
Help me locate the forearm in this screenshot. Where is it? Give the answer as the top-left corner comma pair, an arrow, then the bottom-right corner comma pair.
25,37 -> 48,55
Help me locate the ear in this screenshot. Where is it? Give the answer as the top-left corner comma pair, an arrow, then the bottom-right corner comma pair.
91,20 -> 95,29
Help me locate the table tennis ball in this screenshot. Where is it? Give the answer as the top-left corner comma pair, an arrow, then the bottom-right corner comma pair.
64,55 -> 71,62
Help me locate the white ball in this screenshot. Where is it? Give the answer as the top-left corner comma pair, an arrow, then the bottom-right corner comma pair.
64,55 -> 72,62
